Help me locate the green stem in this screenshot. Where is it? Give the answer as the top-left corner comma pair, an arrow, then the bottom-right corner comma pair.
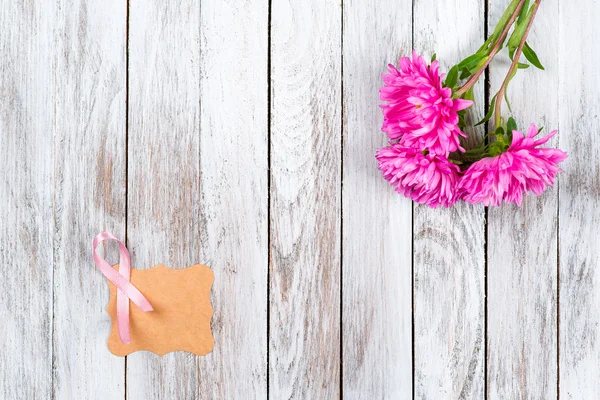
454,0 -> 526,98
494,0 -> 541,127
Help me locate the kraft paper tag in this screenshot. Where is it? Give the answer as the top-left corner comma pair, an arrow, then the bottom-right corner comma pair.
106,264 -> 214,356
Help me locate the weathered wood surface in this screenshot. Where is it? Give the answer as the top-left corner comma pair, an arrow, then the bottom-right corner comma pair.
487,1 -> 559,398
126,1 -> 202,398
269,0 -> 341,398
0,2 -> 54,399
2,1 -> 600,399
559,0 -> 600,398
197,0 -> 268,398
52,0 -> 127,398
342,0 -> 413,398
412,1 -> 486,398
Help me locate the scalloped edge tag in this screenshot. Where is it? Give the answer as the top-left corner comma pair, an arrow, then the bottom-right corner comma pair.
106,264 -> 214,356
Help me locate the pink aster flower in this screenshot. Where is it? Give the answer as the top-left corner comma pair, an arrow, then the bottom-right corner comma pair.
458,124 -> 568,206
376,144 -> 462,208
380,51 -> 473,155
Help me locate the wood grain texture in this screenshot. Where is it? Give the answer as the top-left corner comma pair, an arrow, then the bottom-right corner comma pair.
0,2 -> 54,398
341,1 -> 413,398
4,2 -> 600,398
126,1 -> 201,398
197,0 -> 268,398
51,0 -> 127,398
269,0 -> 341,397
486,1 -> 559,398
412,1 -> 486,398
559,0 -> 600,397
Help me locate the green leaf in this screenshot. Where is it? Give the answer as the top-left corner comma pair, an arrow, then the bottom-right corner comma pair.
458,112 -> 467,129
464,86 -> 475,102
502,67 -> 519,110
517,0 -> 531,24
507,3 -> 536,60
471,55 -> 489,73
489,140 -> 507,156
505,91 -> 513,113
448,53 -> 488,84
431,53 -> 437,63
444,65 -> 459,88
477,36 -> 494,54
517,62 -> 529,69
460,67 -> 471,80
506,117 -> 518,134
506,67 -> 518,83
448,47 -> 490,84
506,117 -> 518,142
464,146 -> 486,156
456,52 -> 486,71
523,42 -> 545,70
476,95 -> 497,126
486,0 -> 522,50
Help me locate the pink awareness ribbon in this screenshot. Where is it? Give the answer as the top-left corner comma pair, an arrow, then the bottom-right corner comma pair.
92,232 -> 153,344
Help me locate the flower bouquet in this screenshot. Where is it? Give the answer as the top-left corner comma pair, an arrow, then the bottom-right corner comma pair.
377,0 -> 567,208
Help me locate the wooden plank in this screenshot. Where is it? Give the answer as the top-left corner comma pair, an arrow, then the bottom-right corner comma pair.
51,0 -> 127,398
558,0 -> 600,397
486,1 -> 559,398
196,0 -> 268,398
412,1 -> 486,398
269,0 -> 341,397
126,1 -> 201,398
341,0 -> 413,398
0,2 -> 54,398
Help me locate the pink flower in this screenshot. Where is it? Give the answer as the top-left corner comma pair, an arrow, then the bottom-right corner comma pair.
376,144 -> 462,208
380,51 -> 473,155
458,124 -> 568,206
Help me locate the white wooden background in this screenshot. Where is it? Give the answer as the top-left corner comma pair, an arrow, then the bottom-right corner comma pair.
0,0 -> 598,399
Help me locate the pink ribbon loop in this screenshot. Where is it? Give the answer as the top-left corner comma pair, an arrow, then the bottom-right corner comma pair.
93,232 -> 153,344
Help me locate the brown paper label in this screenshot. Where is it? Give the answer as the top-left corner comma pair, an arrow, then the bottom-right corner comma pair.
106,264 -> 214,356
